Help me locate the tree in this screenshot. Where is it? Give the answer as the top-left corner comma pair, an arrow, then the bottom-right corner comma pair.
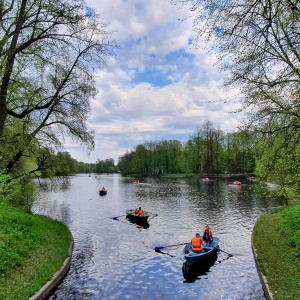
174,0 -> 299,132
132,144 -> 148,175
174,0 -> 299,190
118,150 -> 135,176
186,127 -> 205,174
0,0 -> 115,181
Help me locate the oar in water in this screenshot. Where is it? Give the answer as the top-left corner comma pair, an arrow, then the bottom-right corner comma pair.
110,214 -> 126,220
155,242 -> 187,252
219,248 -> 233,257
213,245 -> 233,257
145,211 -> 159,217
155,248 -> 176,257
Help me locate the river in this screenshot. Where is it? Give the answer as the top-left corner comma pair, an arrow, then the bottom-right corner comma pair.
32,174 -> 280,300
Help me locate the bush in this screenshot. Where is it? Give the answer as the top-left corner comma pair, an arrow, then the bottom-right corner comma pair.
279,202 -> 300,257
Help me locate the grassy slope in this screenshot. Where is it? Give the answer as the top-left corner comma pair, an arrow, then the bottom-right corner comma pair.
253,203 -> 300,300
0,202 -> 71,300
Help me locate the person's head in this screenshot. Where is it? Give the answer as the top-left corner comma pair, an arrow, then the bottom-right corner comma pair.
206,225 -> 209,229
139,207 -> 141,210
195,233 -> 200,237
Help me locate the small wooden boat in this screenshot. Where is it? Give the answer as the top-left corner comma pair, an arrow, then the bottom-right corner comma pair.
126,209 -> 149,223
182,237 -> 219,268
99,190 -> 107,195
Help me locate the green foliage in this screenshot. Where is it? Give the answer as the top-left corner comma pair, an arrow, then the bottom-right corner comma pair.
94,158 -> 116,173
0,203 -> 44,275
253,211 -> 300,300
118,121 -> 257,176
254,128 -> 300,201
279,203 -> 300,258
0,170 -> 36,211
0,202 -> 71,299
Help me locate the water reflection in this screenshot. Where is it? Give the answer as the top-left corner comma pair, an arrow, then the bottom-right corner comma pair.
182,257 -> 217,283
126,216 -> 150,229
32,174 -> 282,300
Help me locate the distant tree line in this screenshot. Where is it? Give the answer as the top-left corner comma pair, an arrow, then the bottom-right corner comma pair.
41,152 -> 117,176
118,120 -> 255,177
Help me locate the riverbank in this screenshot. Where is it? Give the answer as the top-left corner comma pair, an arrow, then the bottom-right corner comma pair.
252,202 -> 300,300
0,202 -> 72,300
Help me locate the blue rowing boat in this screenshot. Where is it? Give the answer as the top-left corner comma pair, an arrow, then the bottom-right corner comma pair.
182,237 -> 219,267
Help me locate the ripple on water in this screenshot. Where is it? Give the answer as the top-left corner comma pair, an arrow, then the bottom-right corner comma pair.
36,175 -> 278,300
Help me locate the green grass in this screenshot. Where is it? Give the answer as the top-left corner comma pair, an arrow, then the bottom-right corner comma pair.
0,202 -> 71,300
253,203 -> 300,300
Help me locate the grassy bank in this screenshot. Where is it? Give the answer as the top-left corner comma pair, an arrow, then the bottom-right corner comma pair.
252,202 -> 300,300
0,202 -> 71,300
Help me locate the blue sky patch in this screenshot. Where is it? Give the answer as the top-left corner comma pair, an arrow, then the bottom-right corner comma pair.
132,69 -> 172,87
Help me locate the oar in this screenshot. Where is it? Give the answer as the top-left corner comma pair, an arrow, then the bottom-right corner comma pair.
213,245 -> 233,257
145,211 -> 159,217
155,248 -> 176,257
155,242 -> 187,251
110,214 -> 126,220
219,248 -> 233,257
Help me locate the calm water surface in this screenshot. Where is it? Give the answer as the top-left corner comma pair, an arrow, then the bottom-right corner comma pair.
32,174 -> 280,300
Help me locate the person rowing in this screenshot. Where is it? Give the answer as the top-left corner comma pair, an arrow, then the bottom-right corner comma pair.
191,233 -> 206,252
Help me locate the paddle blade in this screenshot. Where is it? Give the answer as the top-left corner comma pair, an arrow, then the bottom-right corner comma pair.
155,246 -> 164,251
155,248 -> 176,257
110,214 -> 126,220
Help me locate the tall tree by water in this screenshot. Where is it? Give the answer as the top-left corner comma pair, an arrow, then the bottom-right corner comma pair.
174,0 -> 300,193
0,0 -> 115,181
173,0 -> 299,128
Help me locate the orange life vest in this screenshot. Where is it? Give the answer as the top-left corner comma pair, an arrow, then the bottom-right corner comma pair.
134,209 -> 139,214
191,237 -> 203,252
138,209 -> 144,216
203,228 -> 213,241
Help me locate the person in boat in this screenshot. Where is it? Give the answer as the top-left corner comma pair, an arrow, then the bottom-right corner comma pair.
101,187 -> 106,191
203,225 -> 213,243
138,207 -> 144,217
134,208 -> 139,214
191,233 -> 206,253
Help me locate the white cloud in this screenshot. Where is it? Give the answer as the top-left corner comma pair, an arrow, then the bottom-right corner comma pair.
66,0 -> 243,164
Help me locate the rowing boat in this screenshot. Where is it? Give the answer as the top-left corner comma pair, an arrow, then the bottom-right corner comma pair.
126,209 -> 149,222
182,237 -> 219,267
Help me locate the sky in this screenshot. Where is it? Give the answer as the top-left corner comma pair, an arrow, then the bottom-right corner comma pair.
65,0 -> 243,164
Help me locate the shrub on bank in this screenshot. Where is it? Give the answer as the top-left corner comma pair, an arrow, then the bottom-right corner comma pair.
253,202 -> 300,300
278,202 -> 300,258
0,202 -> 71,300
